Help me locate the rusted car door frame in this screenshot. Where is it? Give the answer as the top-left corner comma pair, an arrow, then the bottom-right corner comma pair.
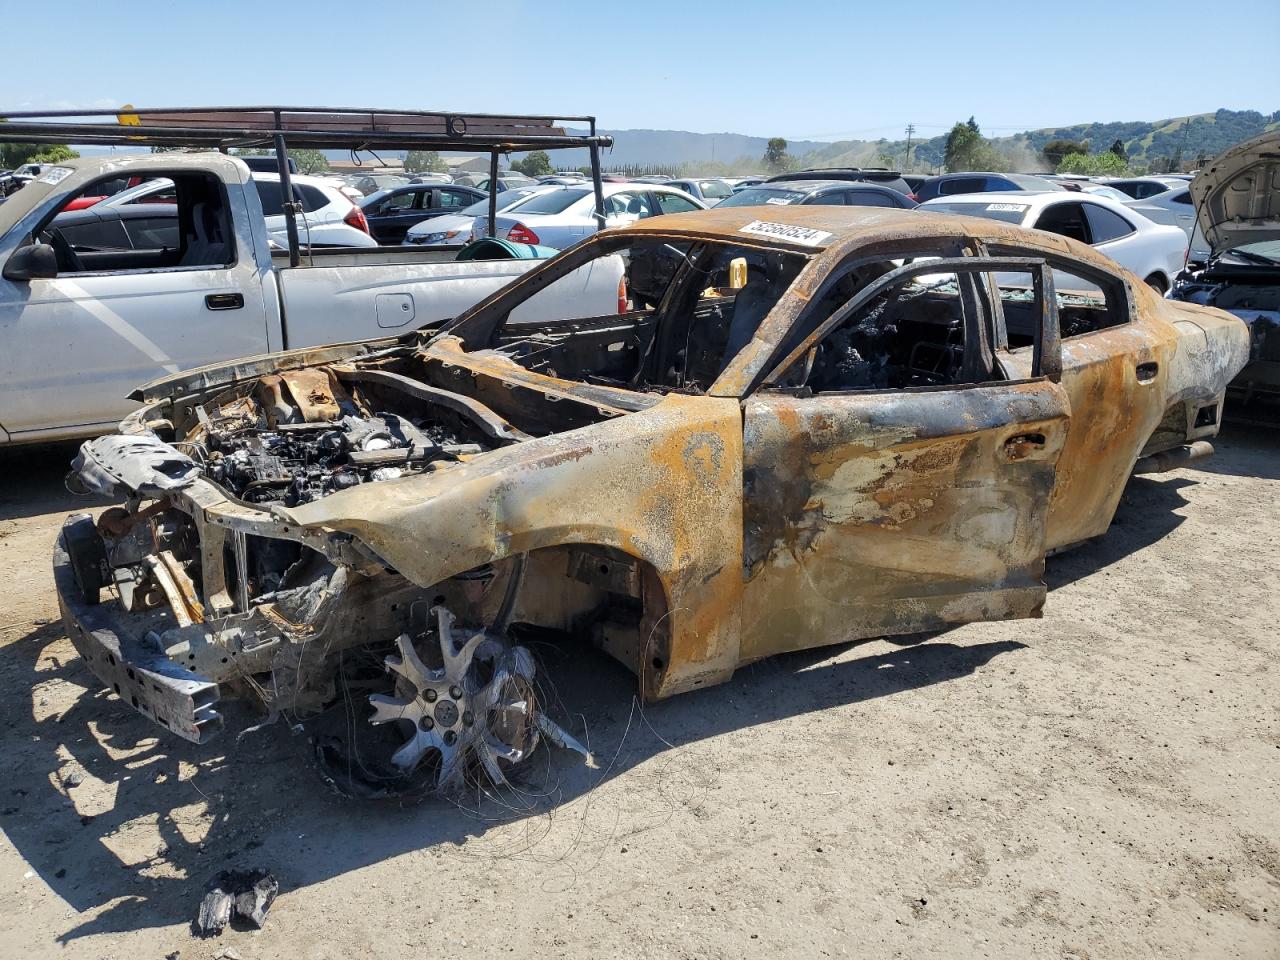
736,255 -> 1072,663
975,240 -> 1171,551
761,257 -> 1064,387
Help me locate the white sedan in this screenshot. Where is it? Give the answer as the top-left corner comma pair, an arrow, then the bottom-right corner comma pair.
474,183 -> 707,250
919,191 -> 1188,292
102,173 -> 378,247
403,185 -> 556,246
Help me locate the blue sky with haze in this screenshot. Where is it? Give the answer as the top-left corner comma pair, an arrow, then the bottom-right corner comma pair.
3,0 -> 1276,141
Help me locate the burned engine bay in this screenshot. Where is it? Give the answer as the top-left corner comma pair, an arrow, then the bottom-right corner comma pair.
58,345 -> 638,799
197,369 -> 488,508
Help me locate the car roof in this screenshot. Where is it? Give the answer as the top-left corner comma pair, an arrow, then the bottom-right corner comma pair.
751,179 -> 895,194
768,168 -> 904,182
922,190 -> 1144,220
921,190 -> 1063,208
926,171 -> 1016,181
251,171 -> 340,188
616,204 -> 1136,280
790,167 -> 901,175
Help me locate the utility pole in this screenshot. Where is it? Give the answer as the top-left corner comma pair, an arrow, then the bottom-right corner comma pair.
1173,115 -> 1192,172
904,123 -> 915,171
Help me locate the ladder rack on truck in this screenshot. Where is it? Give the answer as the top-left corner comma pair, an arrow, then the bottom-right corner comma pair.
0,105 -> 614,265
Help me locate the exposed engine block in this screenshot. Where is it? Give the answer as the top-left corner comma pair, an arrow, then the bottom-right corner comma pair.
203,413 -> 483,506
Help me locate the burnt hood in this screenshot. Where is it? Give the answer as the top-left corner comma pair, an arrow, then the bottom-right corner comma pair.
1190,129 -> 1280,254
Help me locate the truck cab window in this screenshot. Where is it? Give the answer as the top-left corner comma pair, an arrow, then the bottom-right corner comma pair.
36,171 -> 234,274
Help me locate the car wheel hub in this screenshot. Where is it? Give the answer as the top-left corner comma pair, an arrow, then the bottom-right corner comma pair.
367,604 -> 579,793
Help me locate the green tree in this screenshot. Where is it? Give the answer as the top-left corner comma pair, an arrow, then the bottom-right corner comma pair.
405,150 -> 447,174
514,150 -> 553,177
943,119 -> 1004,172
1108,138 -> 1126,159
233,147 -> 330,174
0,140 -> 78,168
288,149 -> 330,174
763,137 -> 790,173
1042,138 -> 1088,167
1056,151 -> 1128,177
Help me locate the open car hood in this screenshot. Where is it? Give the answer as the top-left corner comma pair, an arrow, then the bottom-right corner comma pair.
1190,129 -> 1280,254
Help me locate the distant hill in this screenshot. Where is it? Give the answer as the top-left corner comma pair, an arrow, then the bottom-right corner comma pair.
318,129 -> 826,174
804,108 -> 1280,173
554,128 -> 828,171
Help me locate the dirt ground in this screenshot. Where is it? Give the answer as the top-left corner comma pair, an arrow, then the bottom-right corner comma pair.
0,423 -> 1276,960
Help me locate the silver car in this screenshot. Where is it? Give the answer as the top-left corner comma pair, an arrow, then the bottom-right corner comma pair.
404,186 -> 557,246
665,178 -> 735,206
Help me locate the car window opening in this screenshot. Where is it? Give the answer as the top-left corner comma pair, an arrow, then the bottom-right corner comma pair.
769,266 -> 994,393
987,245 -> 1131,341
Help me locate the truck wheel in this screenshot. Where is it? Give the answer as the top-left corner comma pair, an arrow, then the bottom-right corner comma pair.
63,514 -> 107,606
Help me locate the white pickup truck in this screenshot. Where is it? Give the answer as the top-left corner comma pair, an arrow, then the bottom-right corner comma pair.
0,153 -> 620,445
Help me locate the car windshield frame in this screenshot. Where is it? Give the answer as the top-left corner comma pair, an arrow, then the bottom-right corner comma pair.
442,229 -> 817,372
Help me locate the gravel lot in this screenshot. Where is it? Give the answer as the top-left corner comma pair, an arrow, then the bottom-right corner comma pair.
0,423 -> 1276,960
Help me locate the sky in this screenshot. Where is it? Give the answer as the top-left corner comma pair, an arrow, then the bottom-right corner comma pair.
2,0 -> 1277,142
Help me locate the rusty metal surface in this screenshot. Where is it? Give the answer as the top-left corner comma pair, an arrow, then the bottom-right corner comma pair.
1000,284 -> 1248,549
64,204 -> 1253,746
739,380 -> 1070,661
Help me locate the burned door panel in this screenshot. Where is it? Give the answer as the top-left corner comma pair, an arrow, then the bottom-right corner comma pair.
997,284 -> 1177,550
739,381 -> 1069,661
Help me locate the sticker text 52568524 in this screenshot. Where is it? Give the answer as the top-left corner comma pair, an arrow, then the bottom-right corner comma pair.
738,220 -> 832,247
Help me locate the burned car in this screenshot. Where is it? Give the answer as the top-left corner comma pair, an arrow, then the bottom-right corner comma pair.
56,206 -> 1249,796
1169,129 -> 1280,399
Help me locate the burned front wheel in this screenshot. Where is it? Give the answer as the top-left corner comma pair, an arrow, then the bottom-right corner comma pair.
315,603 -> 590,799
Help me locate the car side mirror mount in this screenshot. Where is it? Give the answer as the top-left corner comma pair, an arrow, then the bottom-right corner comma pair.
2,243 -> 58,281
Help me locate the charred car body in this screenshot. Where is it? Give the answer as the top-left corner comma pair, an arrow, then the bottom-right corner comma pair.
57,206 -> 1249,796
1170,129 -> 1280,399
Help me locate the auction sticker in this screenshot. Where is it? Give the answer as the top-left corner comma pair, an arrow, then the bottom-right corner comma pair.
986,202 -> 1028,212
37,166 -> 75,185
739,220 -> 832,246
